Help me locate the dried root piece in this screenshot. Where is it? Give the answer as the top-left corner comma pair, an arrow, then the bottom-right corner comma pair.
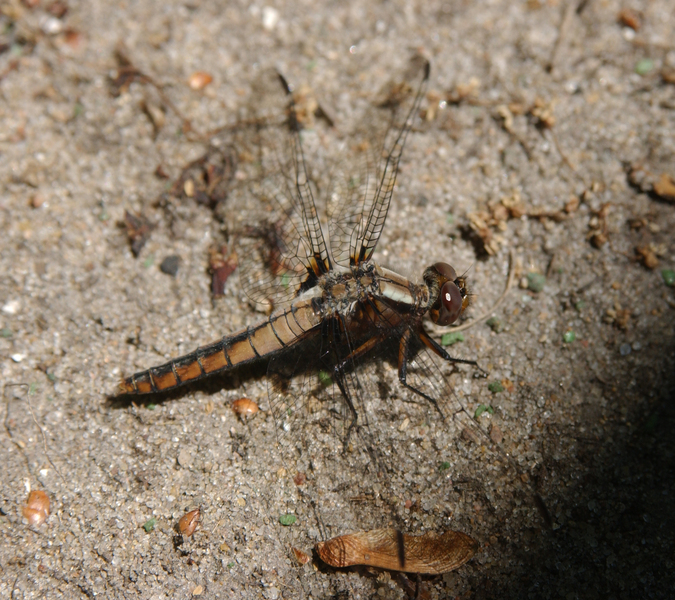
315,528 -> 478,575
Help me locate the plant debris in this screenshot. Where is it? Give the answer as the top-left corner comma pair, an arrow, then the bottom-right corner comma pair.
315,528 -> 478,574
123,210 -> 154,257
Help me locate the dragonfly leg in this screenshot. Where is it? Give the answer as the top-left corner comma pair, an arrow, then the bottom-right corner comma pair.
397,328 -> 446,419
418,329 -> 483,372
332,332 -> 388,449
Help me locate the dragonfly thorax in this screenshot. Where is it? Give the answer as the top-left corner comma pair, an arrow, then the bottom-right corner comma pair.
318,264 -> 381,318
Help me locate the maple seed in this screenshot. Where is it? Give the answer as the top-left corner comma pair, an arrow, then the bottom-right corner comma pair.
178,508 -> 201,537
23,490 -> 50,527
315,528 -> 478,574
292,547 -> 311,565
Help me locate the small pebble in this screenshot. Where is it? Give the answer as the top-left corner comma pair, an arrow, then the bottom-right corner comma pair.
23,490 -> 50,526
178,508 -> 201,537
188,72 -> 213,90
231,398 -> 259,418
2,300 -> 20,315
619,343 -> 631,356
160,255 -> 181,277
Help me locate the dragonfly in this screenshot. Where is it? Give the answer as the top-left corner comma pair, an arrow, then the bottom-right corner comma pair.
120,55 -> 479,467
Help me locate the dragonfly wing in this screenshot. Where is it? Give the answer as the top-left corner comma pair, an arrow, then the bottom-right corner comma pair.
328,54 -> 430,268
227,67 -> 333,309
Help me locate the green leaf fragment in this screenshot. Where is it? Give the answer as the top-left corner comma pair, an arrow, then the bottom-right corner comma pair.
662,269 -> 675,287
488,381 -> 504,393
1,328 -> 12,338
147,403 -> 156,410
635,58 -> 654,75
279,514 -> 297,526
439,461 -> 451,472
143,255 -> 154,268
441,332 -> 464,346
318,370 -> 332,386
29,382 -> 38,395
527,272 -> 546,293
486,317 -> 503,333
475,403 -> 495,417
563,331 -> 576,343
143,518 -> 157,532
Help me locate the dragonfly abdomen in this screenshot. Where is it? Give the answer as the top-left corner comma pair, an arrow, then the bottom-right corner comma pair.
120,299 -> 321,394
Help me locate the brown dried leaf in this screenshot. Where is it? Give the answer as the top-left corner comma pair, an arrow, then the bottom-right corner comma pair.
178,508 -> 201,537
315,529 -> 478,574
23,490 -> 50,526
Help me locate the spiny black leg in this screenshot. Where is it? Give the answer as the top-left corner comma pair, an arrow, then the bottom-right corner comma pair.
397,328 -> 445,420
332,370 -> 358,451
332,331 -> 388,451
419,329 -> 485,374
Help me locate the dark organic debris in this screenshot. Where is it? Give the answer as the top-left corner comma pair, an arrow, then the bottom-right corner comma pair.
209,245 -> 238,297
123,210 -> 154,257
165,147 -> 236,211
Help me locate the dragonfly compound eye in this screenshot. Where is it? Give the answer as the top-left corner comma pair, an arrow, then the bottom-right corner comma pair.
435,281 -> 464,325
432,262 -> 457,282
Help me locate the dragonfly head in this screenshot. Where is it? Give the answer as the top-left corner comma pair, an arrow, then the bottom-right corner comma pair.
424,262 -> 470,326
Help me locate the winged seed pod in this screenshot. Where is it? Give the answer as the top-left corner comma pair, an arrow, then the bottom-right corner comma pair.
315,528 -> 478,574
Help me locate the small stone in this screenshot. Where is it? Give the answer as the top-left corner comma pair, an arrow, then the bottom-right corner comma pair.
2,300 -> 20,315
188,72 -> 213,91
178,448 -> 193,468
261,6 -> 280,30
160,255 -> 181,277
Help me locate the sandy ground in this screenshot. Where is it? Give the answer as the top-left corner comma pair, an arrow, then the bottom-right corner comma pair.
1,0 -> 674,598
